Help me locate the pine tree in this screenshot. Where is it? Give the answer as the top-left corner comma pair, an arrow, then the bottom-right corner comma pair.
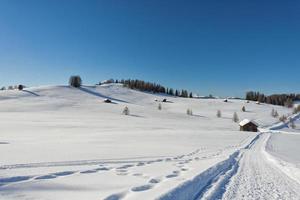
158,103 -> 162,110
189,92 -> 193,98
122,106 -> 130,115
242,106 -> 246,112
69,76 -> 82,88
279,115 -> 287,122
233,112 -> 239,123
186,108 -> 193,116
290,121 -> 296,129
271,109 -> 275,117
217,110 -> 221,118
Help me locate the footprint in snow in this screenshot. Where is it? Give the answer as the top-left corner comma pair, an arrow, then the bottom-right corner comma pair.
35,174 -> 56,180
180,167 -> 189,171
136,162 -> 145,166
96,167 -> 111,171
131,184 -> 153,192
148,178 -> 161,184
132,173 -> 143,176
117,164 -> 134,169
116,169 -> 127,172
116,172 -> 128,176
115,169 -> 128,176
0,176 -> 32,185
104,192 -> 127,200
166,174 -> 179,178
80,169 -> 98,174
53,171 -> 75,177
166,170 -> 180,178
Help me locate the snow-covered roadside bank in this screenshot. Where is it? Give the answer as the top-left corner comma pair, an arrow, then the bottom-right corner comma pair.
263,112 -> 300,185
264,134 -> 300,185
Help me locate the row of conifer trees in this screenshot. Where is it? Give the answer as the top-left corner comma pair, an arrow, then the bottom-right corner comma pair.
245,91 -> 300,107
113,79 -> 193,98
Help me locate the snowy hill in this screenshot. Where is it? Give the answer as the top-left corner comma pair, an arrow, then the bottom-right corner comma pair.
0,84 -> 299,200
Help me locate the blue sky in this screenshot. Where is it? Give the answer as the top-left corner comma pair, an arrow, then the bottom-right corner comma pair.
0,0 -> 299,97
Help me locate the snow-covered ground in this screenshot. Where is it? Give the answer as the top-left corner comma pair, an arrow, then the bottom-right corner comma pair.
0,84 -> 299,200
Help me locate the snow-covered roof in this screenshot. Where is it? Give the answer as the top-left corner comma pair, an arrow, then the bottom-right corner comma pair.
239,119 -> 259,127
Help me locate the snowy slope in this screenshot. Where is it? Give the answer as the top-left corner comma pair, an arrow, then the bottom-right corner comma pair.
0,84 -> 298,200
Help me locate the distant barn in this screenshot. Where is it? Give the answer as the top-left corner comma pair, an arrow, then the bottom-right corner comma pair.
239,119 -> 258,132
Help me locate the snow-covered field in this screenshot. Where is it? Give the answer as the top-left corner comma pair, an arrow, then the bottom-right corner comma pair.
0,84 -> 299,200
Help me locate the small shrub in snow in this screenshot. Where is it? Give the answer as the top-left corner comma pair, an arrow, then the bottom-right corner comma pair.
186,108 -> 193,116
233,112 -> 239,123
274,110 -> 279,118
158,103 -> 162,110
69,75 -> 82,88
242,106 -> 246,112
293,105 -> 300,114
279,115 -> 287,122
122,106 -> 130,115
271,109 -> 279,118
284,99 -> 293,108
271,109 -> 275,117
217,110 -> 221,118
290,121 -> 296,129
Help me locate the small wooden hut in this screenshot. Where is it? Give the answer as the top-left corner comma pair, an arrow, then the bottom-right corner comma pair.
239,119 -> 258,132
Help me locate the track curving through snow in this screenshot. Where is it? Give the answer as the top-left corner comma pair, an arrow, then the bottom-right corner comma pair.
159,132 -> 300,200
221,132 -> 300,200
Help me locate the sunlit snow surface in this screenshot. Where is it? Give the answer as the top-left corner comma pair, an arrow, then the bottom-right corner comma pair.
0,84 -> 299,200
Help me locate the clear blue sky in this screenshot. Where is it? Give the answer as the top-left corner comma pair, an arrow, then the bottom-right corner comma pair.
0,0 -> 299,97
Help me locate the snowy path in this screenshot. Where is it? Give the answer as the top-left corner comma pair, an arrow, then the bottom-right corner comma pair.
159,132 -> 300,200
221,133 -> 300,200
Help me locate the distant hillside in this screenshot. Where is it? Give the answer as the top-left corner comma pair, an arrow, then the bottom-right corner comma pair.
100,79 -> 193,98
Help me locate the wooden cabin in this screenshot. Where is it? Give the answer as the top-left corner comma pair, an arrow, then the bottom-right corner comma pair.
239,119 -> 258,132
104,98 -> 112,103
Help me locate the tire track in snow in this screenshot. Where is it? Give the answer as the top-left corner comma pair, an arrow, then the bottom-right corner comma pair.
157,134 -> 262,200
